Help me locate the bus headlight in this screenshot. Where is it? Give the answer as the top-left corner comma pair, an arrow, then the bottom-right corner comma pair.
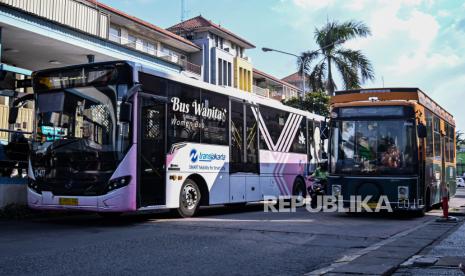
332,185 -> 341,197
106,176 -> 131,193
28,180 -> 41,194
398,186 -> 409,201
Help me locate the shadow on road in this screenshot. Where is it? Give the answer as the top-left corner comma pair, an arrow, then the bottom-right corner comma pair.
29,203 -> 429,229
29,204 -> 266,227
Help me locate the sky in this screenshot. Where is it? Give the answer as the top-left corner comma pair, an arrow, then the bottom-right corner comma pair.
100,0 -> 465,131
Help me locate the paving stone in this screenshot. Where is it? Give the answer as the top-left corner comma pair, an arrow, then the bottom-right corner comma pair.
412,256 -> 438,266
387,238 -> 432,248
393,267 -> 464,275
332,263 -> 396,275
349,256 -> 400,266
369,251 -> 412,262
436,256 -> 465,267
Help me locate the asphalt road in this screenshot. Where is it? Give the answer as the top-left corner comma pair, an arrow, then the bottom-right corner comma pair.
1,189 -> 464,276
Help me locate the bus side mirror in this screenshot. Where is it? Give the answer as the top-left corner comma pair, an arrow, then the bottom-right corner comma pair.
8,107 -> 18,125
417,123 -> 427,138
119,102 -> 132,123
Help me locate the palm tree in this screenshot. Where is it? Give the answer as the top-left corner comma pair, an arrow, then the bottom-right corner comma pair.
300,20 -> 375,96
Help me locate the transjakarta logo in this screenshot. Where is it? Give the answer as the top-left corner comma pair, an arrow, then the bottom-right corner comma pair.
190,149 -> 225,163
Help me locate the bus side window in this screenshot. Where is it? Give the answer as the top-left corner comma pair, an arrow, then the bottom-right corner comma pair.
290,116 -> 307,154
200,90 -> 229,145
433,115 -> 441,160
425,110 -> 434,158
307,119 -> 313,161
230,100 -> 244,173
450,126 -> 455,162
245,105 -> 259,173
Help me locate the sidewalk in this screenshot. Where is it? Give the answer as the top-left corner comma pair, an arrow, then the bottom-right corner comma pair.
308,190 -> 465,275
393,190 -> 465,275
394,219 -> 465,275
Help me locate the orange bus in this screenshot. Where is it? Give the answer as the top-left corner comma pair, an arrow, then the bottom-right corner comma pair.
328,88 -> 456,214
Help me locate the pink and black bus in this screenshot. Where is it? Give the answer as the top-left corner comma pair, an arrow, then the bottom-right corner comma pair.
16,61 -> 325,217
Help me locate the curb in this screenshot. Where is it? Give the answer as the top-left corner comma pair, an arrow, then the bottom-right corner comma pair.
306,218 -> 463,275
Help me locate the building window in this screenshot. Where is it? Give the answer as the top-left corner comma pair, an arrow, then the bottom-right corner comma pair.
127,34 -> 137,48
218,58 -> 223,85
220,37 -> 224,49
238,47 -> 243,58
227,62 -> 232,87
109,26 -> 121,43
223,60 -> 227,86
142,41 -> 156,55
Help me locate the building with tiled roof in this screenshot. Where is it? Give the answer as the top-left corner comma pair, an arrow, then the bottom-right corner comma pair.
253,69 -> 301,101
282,72 -> 309,93
167,15 -> 255,92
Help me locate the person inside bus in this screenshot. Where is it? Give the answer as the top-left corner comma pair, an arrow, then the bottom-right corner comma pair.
357,135 -> 375,172
380,139 -> 401,168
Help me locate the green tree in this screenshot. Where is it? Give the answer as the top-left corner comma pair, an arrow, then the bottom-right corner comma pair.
300,20 -> 375,95
283,90 -> 330,116
457,131 -> 465,150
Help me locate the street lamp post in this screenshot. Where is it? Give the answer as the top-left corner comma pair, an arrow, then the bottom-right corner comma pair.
262,41 -> 344,97
261,47 -> 307,97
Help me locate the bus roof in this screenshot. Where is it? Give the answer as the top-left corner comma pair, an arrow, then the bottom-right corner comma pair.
33,61 -> 325,122
134,62 -> 326,122
331,87 -> 454,126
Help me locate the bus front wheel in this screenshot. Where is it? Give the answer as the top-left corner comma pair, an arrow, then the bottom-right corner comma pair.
177,179 -> 201,218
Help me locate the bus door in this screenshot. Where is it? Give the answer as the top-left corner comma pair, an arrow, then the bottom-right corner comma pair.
230,101 -> 260,203
138,94 -> 167,207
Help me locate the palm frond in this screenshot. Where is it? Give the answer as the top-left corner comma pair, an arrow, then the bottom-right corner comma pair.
334,20 -> 371,42
298,51 -> 321,76
308,60 -> 326,92
333,56 -> 360,90
314,20 -> 371,51
336,48 -> 375,82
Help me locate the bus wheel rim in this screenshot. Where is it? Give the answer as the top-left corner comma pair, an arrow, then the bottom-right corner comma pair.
182,184 -> 198,210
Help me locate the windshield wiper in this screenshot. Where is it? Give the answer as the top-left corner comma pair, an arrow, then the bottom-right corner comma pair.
49,138 -> 82,151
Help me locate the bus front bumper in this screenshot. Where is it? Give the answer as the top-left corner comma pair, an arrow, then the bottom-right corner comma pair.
27,187 -> 135,212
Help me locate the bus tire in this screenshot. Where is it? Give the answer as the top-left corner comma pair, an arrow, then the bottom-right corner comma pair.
292,177 -> 307,205
425,189 -> 432,211
177,179 -> 201,218
98,212 -> 122,219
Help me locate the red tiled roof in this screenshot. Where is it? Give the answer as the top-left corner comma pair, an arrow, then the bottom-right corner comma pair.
167,15 -> 255,49
88,0 -> 200,51
282,72 -> 303,83
254,68 -> 301,91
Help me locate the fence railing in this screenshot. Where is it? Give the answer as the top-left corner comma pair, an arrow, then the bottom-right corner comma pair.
252,85 -> 269,98
0,129 -> 30,178
180,59 -> 201,76
0,0 -> 109,39
109,33 -> 201,75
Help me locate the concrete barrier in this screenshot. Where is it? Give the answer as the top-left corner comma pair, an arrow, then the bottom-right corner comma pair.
0,177 -> 27,208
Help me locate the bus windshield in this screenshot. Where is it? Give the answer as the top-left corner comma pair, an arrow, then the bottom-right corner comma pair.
30,62 -> 132,196
330,119 -> 417,175
36,91 -> 114,146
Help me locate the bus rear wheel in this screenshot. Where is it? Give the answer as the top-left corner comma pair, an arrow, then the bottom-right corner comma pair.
177,179 -> 201,218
